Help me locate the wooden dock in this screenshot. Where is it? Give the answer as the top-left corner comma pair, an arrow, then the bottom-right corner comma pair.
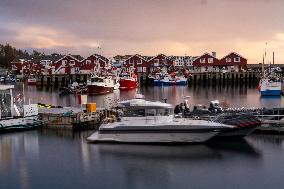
38,107 -> 102,130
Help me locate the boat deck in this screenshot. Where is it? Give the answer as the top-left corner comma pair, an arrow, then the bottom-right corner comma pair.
100,117 -> 234,130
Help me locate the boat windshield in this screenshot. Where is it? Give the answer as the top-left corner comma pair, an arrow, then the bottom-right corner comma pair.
0,89 -> 12,118
123,107 -> 174,117
91,78 -> 103,82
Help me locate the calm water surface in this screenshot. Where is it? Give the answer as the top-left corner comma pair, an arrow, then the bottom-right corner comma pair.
1,83 -> 284,189
14,82 -> 284,108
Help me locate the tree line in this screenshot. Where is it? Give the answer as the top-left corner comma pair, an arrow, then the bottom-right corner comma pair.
0,43 -> 63,69
0,43 -> 26,68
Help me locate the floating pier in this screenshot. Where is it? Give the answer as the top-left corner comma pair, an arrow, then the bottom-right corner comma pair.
39,107 -> 102,130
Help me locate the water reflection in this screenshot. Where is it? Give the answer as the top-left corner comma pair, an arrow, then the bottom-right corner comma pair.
12,82 -> 284,109
248,134 -> 284,147
0,132 -> 39,189
207,138 -> 261,157
2,130 -> 284,189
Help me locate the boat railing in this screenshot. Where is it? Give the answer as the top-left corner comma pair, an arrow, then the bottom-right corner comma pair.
210,113 -> 231,123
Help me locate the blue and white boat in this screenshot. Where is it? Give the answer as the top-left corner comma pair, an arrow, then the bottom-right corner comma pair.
258,78 -> 281,96
154,74 -> 188,86
258,67 -> 282,96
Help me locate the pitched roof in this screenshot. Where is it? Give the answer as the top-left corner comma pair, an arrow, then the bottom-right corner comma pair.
124,54 -> 148,62
220,52 -> 247,60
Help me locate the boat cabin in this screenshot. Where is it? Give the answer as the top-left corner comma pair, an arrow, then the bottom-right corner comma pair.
0,85 -> 14,119
119,99 -> 174,117
90,76 -> 104,83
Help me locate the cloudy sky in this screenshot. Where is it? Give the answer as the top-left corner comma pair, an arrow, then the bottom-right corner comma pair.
0,0 -> 284,63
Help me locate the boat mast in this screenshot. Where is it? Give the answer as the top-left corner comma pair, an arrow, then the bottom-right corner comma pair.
262,54 -> 264,77
273,51 -> 275,65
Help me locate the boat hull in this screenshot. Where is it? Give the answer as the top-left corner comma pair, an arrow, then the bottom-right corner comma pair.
0,117 -> 42,133
87,85 -> 113,95
27,80 -> 37,85
261,89 -> 281,96
119,79 -> 137,90
216,125 -> 257,138
154,80 -> 187,86
87,130 -> 219,143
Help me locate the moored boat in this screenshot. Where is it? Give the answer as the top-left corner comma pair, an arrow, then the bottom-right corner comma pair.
154,73 -> 188,86
119,73 -> 138,90
87,74 -> 115,95
87,98 -> 234,143
0,85 -> 42,133
27,77 -> 37,85
258,77 -> 281,96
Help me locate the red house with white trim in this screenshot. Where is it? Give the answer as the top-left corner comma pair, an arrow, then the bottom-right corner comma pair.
50,55 -> 83,75
123,54 -> 149,74
192,53 -> 219,72
218,52 -> 247,72
80,54 -> 110,74
147,54 -> 174,73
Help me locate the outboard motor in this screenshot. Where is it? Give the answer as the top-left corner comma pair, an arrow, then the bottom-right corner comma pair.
208,100 -> 223,113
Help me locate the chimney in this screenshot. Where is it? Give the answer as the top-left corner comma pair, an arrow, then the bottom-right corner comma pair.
212,52 -> 216,58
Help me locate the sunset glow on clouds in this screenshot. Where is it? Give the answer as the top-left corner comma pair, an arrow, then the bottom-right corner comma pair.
0,0 -> 284,63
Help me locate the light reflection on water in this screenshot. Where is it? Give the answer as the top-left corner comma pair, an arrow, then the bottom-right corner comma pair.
1,83 -> 284,188
12,82 -> 284,109
2,130 -> 284,189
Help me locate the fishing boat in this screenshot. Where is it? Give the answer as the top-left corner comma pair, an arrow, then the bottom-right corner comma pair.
87,74 -> 115,95
87,98 -> 234,143
119,73 -> 138,90
0,85 -> 42,133
258,50 -> 282,96
258,77 -> 281,96
154,73 -> 187,86
27,76 -> 37,85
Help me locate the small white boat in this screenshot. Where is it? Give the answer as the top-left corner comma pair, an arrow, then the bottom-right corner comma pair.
0,85 -> 42,133
27,78 -> 37,85
87,98 -> 233,143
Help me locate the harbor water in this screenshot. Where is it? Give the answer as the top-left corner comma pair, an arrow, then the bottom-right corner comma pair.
1,83 -> 284,189
13,82 -> 284,109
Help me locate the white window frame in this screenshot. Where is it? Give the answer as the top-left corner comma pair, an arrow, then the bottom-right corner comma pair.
70,60 -> 75,66
143,67 -> 147,73
234,57 -> 240,62
226,58 -> 231,62
137,59 -> 142,65
208,58 -> 213,63
200,58 -> 206,63
62,60 -> 67,66
137,67 -> 142,72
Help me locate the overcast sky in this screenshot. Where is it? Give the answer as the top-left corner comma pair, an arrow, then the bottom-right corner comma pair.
0,0 -> 284,63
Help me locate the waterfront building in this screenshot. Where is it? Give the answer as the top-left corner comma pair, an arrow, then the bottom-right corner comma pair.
147,54 -> 174,73
48,55 -> 84,75
192,52 -> 219,72
122,54 -> 149,74
80,54 -> 111,74
9,52 -> 249,78
218,52 -> 247,72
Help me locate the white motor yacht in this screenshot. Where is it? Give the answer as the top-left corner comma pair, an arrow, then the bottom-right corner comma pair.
87,98 -> 234,143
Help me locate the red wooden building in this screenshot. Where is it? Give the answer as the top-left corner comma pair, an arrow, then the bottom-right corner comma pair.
50,55 -> 83,75
192,53 -> 219,72
147,54 -> 174,72
218,52 -> 247,71
80,54 -> 110,74
123,54 -> 149,74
